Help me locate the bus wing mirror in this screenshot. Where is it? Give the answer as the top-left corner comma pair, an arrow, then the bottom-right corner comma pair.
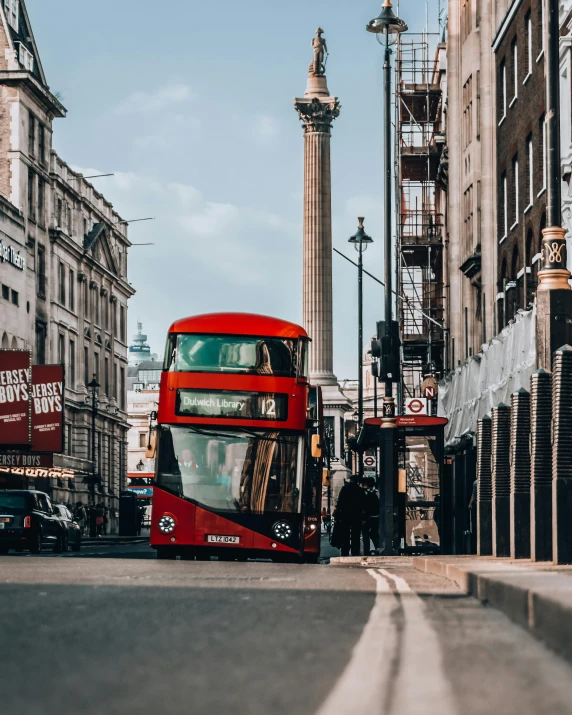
145,430 -> 157,459
311,433 -> 322,459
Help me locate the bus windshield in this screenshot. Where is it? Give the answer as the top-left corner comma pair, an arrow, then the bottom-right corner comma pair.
164,334 -> 302,377
156,426 -> 302,514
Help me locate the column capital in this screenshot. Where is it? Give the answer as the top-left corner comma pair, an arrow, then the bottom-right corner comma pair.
294,96 -> 341,134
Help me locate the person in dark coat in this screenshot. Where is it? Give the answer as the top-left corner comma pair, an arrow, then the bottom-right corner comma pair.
334,474 -> 366,556
362,477 -> 380,555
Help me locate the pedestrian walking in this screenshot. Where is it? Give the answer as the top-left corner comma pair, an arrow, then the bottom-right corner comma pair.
333,474 -> 365,557
95,503 -> 105,537
74,502 -> 87,536
362,477 -> 380,555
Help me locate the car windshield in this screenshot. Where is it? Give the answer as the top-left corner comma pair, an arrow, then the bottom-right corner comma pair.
157,426 -> 302,515
0,494 -> 27,513
164,334 -> 299,377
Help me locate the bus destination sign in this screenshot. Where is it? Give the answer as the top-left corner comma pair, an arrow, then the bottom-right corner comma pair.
176,389 -> 288,421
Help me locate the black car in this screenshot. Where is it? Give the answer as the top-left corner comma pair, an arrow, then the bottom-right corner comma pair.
53,503 -> 82,552
0,490 -> 65,554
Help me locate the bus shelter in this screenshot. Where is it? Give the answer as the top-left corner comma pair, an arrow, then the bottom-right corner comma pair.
360,416 -> 450,555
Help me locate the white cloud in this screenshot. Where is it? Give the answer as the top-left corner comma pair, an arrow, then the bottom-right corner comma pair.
115,84 -> 195,115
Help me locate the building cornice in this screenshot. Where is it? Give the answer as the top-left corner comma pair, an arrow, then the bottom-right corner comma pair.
0,70 -> 66,117
492,0 -> 523,53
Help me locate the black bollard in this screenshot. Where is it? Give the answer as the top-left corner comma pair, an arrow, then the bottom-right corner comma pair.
491,403 -> 511,557
477,415 -> 493,556
510,388 -> 531,559
530,369 -> 553,562
552,346 -> 572,564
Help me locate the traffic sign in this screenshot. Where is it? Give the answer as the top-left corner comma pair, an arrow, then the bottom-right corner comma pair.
421,376 -> 438,400
404,397 -> 428,416
364,456 -> 375,468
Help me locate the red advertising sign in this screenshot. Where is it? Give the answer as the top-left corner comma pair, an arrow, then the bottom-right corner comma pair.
0,453 -> 54,468
0,350 -> 31,446
31,365 -> 64,453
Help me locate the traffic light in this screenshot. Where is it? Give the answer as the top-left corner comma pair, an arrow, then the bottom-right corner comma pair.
376,320 -> 401,383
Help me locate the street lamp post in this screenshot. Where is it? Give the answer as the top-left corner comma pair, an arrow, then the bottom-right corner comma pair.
87,374 -> 100,536
349,217 -> 373,477
367,0 -> 407,555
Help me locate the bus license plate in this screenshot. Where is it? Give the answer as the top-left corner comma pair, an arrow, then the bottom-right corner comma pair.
206,535 -> 240,545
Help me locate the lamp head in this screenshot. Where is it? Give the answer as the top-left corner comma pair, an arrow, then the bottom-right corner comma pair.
348,217 -> 374,247
366,1 -> 408,35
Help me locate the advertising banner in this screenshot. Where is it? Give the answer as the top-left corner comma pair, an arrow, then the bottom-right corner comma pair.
0,350 -> 31,446
0,453 -> 54,468
31,365 -> 64,453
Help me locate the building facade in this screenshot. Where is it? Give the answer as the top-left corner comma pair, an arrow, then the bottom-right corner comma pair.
0,1 -> 133,519
494,0 -> 547,328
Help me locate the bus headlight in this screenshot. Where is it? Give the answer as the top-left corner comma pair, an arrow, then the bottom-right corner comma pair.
272,520 -> 293,540
158,515 -> 176,534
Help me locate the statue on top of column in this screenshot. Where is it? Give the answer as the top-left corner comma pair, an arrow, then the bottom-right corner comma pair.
310,28 -> 328,77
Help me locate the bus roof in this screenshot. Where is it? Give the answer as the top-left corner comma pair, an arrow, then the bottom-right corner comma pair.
168,313 -> 309,340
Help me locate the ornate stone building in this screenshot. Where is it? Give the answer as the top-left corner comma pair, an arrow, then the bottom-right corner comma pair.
0,1 -> 133,518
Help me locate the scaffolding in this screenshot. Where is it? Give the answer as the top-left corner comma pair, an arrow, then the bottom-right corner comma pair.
395,31 -> 446,402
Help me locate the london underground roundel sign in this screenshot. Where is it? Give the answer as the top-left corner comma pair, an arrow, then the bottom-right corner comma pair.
404,398 -> 427,416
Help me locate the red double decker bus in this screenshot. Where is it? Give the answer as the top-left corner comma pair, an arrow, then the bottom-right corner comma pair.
150,313 -> 323,562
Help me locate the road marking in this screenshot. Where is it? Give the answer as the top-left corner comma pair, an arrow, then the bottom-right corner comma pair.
314,569 -> 397,715
378,569 -> 457,715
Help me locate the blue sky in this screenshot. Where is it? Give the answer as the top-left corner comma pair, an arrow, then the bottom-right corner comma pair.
27,0 -> 441,378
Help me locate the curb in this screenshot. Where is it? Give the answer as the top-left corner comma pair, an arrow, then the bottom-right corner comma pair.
412,556 -> 572,664
329,556 -> 413,566
82,537 -> 149,546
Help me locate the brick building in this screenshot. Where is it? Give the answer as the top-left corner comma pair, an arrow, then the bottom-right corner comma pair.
0,0 -> 133,519
494,0 -> 547,329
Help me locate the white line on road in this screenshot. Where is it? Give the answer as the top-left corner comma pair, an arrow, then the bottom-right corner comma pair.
313,569 -> 397,715
378,568 -> 457,715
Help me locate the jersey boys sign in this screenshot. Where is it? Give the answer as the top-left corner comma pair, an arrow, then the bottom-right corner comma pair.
0,350 -> 32,446
176,389 -> 288,421
31,365 -> 64,453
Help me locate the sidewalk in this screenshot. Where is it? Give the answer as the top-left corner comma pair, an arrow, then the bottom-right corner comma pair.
412,556 -> 572,664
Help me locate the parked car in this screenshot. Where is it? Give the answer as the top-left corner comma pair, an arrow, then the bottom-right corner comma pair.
0,490 -> 65,554
53,503 -> 82,552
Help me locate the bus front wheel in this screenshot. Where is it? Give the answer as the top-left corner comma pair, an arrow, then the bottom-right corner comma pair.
156,547 -> 177,560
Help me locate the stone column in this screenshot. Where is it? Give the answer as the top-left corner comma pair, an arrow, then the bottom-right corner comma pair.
294,68 -> 340,385
509,388 -> 530,559
530,368 -> 552,562
552,345 -> 572,564
491,403 -> 511,557
476,414 -> 493,556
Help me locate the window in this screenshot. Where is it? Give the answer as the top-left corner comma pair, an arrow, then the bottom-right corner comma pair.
67,204 -> 73,235
69,269 -> 75,311
36,322 -> 46,365
499,60 -> 507,123
524,12 -> 532,79
540,114 -> 547,192
38,125 -> 45,165
512,155 -> 519,227
476,70 -> 481,139
57,197 -> 62,227
501,172 -> 508,240
37,179 -> 44,225
83,280 -> 89,319
84,346 -> 89,386
139,433 -> 147,449
94,288 -> 100,325
27,169 -> 35,219
1,284 -> 9,300
83,217 -> 87,237
104,296 -> 109,330
69,339 -> 76,387
120,367 -> 125,410
11,289 -> 18,306
28,113 -> 35,158
37,244 -> 46,298
120,305 -> 126,342
59,262 -> 66,305
463,75 -> 473,149
94,353 -> 100,382
66,424 -> 73,457
461,0 -> 472,43
526,134 -> 533,207
104,356 -> 109,395
511,39 -> 518,102
4,1 -> 19,31
58,333 -> 65,366
18,43 -> 34,72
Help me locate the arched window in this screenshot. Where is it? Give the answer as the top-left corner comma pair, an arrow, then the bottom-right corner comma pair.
10,336 -> 17,350
1,333 -> 9,349
499,258 -> 508,329
510,245 -> 520,315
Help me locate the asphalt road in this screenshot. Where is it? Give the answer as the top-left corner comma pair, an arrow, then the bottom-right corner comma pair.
1,545 -> 572,715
